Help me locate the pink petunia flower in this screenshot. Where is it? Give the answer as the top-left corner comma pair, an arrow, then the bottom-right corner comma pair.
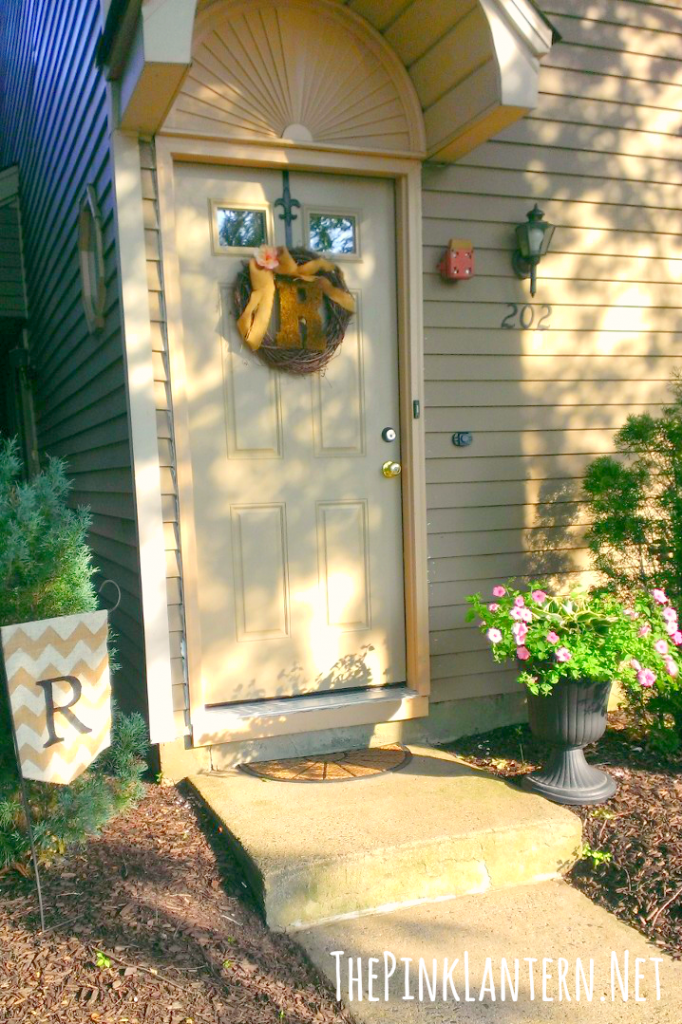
487,628 -> 502,643
519,607 -> 533,623
531,590 -> 548,605
637,668 -> 656,688
666,620 -> 678,636
492,586 -> 506,598
510,607 -> 525,621
555,647 -> 572,663
673,632 -> 682,646
255,244 -> 280,270
639,624 -> 651,637
516,646 -> 531,660
514,596 -> 525,607
655,639 -> 669,655
513,622 -> 528,643
630,658 -> 641,671
665,658 -> 679,678
652,589 -> 668,605
623,608 -> 637,619
663,606 -> 678,622
488,603 -> 500,612
547,631 -> 560,644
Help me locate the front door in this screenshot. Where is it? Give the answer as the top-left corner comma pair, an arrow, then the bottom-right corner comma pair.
174,164 -> 406,706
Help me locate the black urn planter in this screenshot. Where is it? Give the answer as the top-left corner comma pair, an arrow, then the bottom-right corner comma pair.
521,679 -> 617,806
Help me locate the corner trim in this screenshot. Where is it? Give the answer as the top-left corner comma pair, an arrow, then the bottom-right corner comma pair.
110,129 -> 176,744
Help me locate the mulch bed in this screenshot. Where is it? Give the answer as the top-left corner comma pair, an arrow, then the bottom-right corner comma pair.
445,714 -> 682,960
0,784 -> 353,1024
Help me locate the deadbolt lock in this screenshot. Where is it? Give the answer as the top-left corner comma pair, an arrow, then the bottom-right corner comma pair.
382,461 -> 402,478
382,427 -> 397,442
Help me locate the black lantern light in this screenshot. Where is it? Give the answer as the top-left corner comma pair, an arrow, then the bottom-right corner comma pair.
512,204 -> 555,297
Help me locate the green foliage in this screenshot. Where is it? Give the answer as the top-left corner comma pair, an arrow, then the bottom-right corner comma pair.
583,379 -> 682,606
0,436 -> 98,626
0,436 -> 148,872
0,707 -> 148,871
583,382 -> 682,748
466,582 -> 682,704
579,843 -> 613,868
95,951 -> 112,969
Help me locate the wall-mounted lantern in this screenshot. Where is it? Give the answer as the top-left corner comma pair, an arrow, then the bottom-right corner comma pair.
512,204 -> 554,297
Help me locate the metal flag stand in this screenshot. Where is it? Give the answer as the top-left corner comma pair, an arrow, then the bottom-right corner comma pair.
1,657 -> 46,932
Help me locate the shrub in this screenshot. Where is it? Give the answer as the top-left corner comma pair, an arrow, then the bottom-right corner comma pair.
0,706 -> 148,871
0,437 -> 148,872
583,379 -> 682,606
583,382 -> 682,750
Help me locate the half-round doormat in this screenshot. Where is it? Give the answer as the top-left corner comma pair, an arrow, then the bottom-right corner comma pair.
237,744 -> 411,783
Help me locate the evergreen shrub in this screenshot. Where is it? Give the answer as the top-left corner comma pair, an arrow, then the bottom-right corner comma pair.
0,437 -> 148,872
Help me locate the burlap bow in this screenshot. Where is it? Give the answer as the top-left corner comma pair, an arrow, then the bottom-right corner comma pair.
237,247 -> 356,352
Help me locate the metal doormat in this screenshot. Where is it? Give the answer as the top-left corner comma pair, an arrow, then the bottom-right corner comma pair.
237,744 -> 411,783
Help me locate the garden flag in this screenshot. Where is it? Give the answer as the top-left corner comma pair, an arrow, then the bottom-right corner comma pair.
0,610 -> 111,785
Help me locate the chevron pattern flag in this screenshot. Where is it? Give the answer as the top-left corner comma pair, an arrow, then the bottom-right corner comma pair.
0,610 -> 111,785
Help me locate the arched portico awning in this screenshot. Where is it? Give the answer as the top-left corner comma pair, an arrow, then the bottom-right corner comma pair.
99,0 -> 555,161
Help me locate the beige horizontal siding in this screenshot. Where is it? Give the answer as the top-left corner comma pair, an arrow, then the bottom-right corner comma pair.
423,0 -> 682,707
141,139 -> 190,735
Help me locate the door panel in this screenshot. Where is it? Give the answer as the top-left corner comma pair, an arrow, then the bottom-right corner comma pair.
174,164 -> 406,705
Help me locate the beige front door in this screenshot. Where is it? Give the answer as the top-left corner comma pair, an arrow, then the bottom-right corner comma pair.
174,164 -> 406,707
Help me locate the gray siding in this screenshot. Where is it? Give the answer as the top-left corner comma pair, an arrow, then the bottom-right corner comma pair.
0,0 -> 146,717
0,198 -> 27,319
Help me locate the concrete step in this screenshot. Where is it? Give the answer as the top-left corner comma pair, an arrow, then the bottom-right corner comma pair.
297,880 -> 682,1023
189,745 -> 582,931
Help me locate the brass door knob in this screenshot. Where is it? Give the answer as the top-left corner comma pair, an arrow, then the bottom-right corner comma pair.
382,460 -> 402,478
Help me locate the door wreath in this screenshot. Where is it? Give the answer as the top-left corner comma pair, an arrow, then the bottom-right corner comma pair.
233,245 -> 355,375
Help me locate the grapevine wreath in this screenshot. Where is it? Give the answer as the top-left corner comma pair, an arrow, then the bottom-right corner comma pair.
233,244 -> 355,374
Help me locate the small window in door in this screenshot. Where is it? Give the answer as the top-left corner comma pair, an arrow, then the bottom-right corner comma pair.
307,211 -> 359,259
211,201 -> 271,254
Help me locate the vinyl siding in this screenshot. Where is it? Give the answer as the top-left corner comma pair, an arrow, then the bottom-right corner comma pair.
423,0 -> 682,706
0,0 -> 146,717
140,141 -> 190,737
0,198 -> 27,319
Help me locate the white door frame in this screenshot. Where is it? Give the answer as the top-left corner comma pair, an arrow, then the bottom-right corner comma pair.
155,135 -> 429,746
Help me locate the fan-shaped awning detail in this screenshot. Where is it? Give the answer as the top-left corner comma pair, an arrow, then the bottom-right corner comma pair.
102,0 -> 555,161
164,0 -> 426,153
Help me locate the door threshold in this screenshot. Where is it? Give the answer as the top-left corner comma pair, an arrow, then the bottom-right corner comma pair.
191,685 -> 428,747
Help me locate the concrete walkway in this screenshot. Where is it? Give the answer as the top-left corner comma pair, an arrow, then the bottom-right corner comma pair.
189,744 -> 682,1022
189,746 -> 580,930
298,881 -> 682,1022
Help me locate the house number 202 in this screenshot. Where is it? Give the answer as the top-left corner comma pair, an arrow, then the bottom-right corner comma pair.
500,303 -> 552,330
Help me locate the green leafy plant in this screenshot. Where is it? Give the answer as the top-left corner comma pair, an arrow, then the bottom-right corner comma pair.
580,843 -> 613,868
583,378 -> 682,606
95,950 -> 112,969
466,581 -> 682,703
590,808 -> 615,821
0,437 -> 148,872
582,382 -> 682,749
